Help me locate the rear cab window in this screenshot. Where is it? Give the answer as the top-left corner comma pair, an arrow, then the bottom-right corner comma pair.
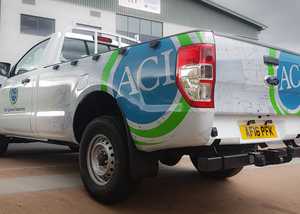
60,38 -> 87,62
60,37 -> 117,62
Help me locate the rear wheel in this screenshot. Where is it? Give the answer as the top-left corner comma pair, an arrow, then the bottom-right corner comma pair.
190,155 -> 243,179
160,154 -> 182,166
0,136 -> 9,156
79,116 -> 132,204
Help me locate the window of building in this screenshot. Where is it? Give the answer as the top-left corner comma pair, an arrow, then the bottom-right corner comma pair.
20,14 -> 55,37
22,0 -> 36,5
116,14 -> 163,42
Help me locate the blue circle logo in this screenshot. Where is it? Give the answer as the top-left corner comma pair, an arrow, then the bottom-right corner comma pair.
113,38 -> 178,124
9,88 -> 18,105
277,52 -> 300,113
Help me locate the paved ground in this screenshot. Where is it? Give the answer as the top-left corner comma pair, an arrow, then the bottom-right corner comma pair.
0,143 -> 300,214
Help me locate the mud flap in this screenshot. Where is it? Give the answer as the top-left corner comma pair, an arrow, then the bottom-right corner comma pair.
126,133 -> 158,180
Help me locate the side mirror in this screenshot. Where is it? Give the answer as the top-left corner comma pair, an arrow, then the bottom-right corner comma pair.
0,62 -> 11,78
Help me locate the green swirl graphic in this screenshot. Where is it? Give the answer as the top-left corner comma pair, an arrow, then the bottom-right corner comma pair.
268,48 -> 284,115
101,33 -> 205,146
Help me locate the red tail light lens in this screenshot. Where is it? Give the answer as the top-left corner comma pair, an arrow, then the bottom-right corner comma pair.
176,44 -> 216,108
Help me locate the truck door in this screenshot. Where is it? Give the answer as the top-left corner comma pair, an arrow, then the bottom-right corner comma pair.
34,37 -> 90,140
0,40 -> 49,136
34,37 -> 112,140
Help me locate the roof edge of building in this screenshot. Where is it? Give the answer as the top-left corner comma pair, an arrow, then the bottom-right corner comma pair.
199,0 -> 268,31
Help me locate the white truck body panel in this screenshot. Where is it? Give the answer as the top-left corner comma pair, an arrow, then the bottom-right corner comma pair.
0,30 -> 299,153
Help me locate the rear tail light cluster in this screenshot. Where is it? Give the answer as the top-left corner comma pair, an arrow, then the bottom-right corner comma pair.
176,44 -> 216,108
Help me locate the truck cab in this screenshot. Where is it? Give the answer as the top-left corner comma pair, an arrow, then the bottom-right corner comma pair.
0,27 -> 137,140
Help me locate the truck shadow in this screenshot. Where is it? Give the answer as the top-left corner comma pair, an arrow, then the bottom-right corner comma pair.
1,143 -> 299,214
0,143 -> 80,177
113,165 -> 298,214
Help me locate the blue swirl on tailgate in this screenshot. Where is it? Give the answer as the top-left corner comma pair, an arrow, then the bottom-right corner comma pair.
278,52 -> 300,111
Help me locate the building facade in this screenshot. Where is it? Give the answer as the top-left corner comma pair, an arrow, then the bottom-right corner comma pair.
0,0 -> 266,63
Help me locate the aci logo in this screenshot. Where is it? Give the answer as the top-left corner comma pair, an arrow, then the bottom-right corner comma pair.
275,52 -> 300,114
113,38 -> 177,124
9,88 -> 18,105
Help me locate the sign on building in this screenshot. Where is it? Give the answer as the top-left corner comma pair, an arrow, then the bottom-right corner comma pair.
119,0 -> 161,14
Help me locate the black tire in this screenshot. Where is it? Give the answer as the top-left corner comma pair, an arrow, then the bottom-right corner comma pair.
79,116 -> 131,204
190,155 -> 243,179
160,154 -> 182,166
0,136 -> 9,156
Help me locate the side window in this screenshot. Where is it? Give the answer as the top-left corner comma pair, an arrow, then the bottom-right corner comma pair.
86,41 -> 110,55
14,39 -> 49,76
60,38 -> 88,62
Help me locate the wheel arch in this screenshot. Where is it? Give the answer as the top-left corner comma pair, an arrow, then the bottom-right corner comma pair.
73,87 -> 159,180
73,89 -> 126,144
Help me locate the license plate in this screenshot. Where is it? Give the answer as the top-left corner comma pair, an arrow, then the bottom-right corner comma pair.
240,123 -> 278,140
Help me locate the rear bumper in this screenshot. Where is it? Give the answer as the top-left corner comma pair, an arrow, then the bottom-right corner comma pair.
212,114 -> 300,145
197,142 -> 300,172
135,111 -> 300,152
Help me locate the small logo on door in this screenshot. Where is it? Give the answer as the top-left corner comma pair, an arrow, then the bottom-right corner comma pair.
9,88 -> 18,105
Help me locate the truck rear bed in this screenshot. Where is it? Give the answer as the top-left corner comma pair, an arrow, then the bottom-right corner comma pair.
214,34 -> 300,145
129,31 -> 300,152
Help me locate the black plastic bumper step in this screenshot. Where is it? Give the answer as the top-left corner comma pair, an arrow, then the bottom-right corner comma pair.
197,146 -> 300,172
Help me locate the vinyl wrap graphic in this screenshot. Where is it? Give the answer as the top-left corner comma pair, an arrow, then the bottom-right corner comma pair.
268,48 -> 300,115
9,88 -> 18,105
99,33 -> 300,146
100,31 -> 213,146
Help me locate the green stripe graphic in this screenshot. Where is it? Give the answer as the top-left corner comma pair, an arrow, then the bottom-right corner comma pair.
130,97 -> 190,138
100,50 -> 119,92
268,48 -> 283,115
177,33 -> 193,46
132,33 -> 194,145
98,33 -> 201,145
196,32 -> 204,43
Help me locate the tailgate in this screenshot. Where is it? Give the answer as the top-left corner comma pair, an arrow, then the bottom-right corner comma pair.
213,34 -> 300,144
214,35 -> 300,116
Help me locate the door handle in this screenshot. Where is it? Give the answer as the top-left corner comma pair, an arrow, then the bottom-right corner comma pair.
21,78 -> 31,84
265,76 -> 280,86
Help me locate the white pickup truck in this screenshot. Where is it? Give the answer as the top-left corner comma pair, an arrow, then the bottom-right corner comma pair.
0,27 -> 300,204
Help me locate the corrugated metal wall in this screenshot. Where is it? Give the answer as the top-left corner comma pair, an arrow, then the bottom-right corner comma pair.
117,0 -> 167,22
54,0 -> 259,38
164,0 -> 259,38
54,0 -> 115,11
54,0 -> 167,21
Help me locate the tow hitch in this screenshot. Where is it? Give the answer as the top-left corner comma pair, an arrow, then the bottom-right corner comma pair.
252,140 -> 300,167
197,141 -> 300,172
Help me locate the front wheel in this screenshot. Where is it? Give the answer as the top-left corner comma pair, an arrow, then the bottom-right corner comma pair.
79,116 -> 132,204
190,155 -> 243,179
